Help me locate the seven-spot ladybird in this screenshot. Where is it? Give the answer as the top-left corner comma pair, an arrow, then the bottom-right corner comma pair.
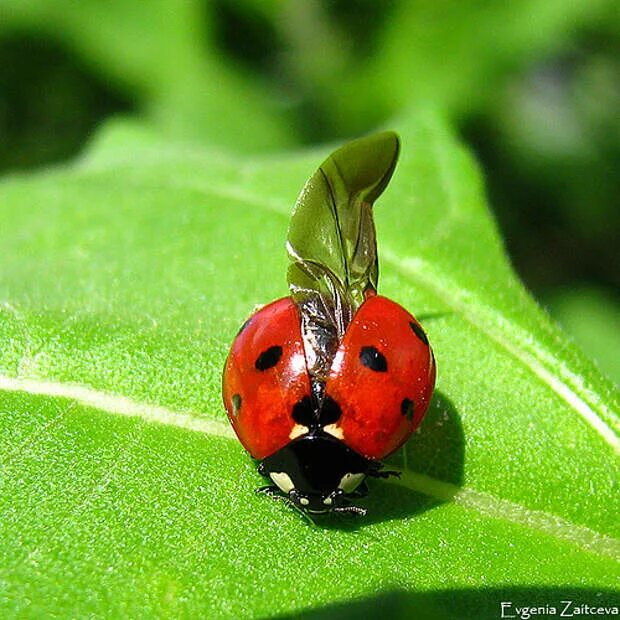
222,132 -> 436,516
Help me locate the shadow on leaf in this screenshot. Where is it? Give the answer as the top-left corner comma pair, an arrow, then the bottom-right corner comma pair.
413,311 -> 454,323
319,390 -> 464,529
279,586 -> 619,620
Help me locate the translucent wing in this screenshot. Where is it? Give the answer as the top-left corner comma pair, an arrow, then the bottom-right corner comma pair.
287,131 -> 400,393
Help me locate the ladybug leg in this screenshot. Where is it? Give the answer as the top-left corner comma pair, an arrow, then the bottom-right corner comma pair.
257,462 -> 268,477
333,505 -> 367,517
366,461 -> 401,479
369,469 -> 401,479
255,485 -> 282,497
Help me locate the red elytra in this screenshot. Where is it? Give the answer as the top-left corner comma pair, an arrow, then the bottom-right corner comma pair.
222,298 -> 309,460
325,295 -> 435,459
222,294 -> 435,462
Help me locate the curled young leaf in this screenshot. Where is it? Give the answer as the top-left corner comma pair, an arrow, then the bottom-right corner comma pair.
287,131 -> 400,391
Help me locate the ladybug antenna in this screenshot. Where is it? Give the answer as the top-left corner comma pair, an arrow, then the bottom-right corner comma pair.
287,132 -> 400,397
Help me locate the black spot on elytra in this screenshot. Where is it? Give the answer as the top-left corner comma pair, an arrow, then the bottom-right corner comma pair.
401,398 -> 414,421
232,393 -> 242,416
292,396 -> 315,427
409,321 -> 428,345
255,345 -> 282,370
359,346 -> 388,372
318,395 -> 342,426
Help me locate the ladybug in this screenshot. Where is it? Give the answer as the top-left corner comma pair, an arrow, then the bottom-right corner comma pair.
223,132 -> 436,516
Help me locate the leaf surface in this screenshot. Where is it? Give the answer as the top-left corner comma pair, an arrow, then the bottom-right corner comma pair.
0,114 -> 618,618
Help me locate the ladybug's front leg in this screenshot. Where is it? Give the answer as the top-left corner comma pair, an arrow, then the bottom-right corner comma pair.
333,504 -> 368,517
255,485 -> 281,497
370,470 -> 401,479
255,486 -> 295,509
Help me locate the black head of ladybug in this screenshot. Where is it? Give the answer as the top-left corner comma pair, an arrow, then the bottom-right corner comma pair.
258,431 -> 373,515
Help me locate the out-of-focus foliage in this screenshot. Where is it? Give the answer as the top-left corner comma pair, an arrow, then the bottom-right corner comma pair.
0,35 -> 133,170
464,24 -> 620,294
0,0 -> 294,150
301,0 -> 616,131
547,287 -> 620,386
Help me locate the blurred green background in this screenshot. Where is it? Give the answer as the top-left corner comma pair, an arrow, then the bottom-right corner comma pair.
0,0 -> 618,384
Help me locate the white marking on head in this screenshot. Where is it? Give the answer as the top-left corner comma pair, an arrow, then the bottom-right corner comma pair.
338,472 -> 365,493
270,472 -> 294,494
323,423 -> 344,440
299,497 -> 310,506
323,496 -> 333,506
288,423 -> 308,440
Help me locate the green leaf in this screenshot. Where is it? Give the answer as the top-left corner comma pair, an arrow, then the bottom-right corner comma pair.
0,113 -> 618,618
